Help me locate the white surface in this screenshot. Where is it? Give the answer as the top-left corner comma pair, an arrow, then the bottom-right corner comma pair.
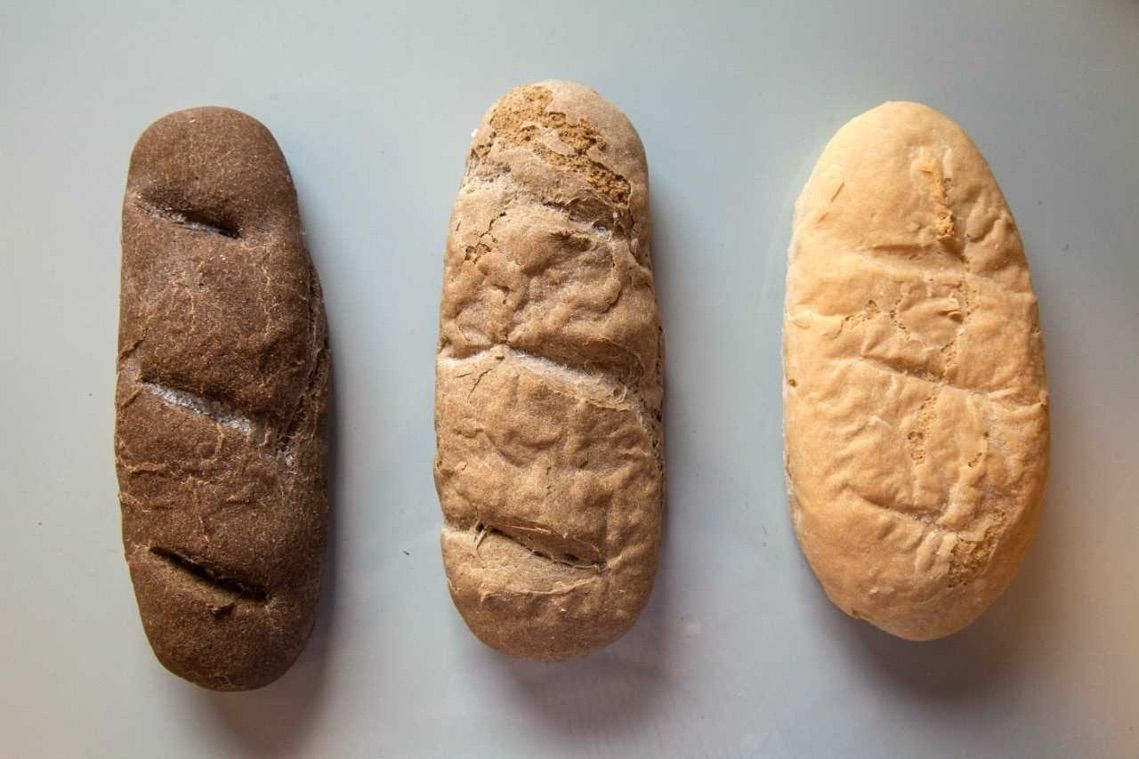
2,1 -> 1137,757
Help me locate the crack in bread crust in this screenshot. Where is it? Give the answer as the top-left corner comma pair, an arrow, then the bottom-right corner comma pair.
471,85 -> 632,211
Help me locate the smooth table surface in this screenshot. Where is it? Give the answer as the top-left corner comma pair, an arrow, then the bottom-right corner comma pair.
2,1 -> 1137,757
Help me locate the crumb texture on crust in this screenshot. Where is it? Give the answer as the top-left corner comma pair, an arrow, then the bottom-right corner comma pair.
784,101 -> 1049,641
116,107 -> 330,689
435,81 -> 663,660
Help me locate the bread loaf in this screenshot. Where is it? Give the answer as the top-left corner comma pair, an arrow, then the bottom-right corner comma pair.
115,107 -> 330,689
434,81 -> 664,660
783,102 -> 1049,640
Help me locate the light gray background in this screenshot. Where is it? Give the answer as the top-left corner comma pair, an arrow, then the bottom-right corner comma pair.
2,1 -> 1137,757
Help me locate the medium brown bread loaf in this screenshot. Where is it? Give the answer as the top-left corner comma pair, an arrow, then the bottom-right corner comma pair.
115,107 -> 330,689
784,102 -> 1049,640
434,81 -> 664,660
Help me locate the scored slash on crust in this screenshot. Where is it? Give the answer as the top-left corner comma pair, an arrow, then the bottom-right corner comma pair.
468,520 -> 607,572
147,546 -> 269,604
138,380 -> 256,433
133,196 -> 241,239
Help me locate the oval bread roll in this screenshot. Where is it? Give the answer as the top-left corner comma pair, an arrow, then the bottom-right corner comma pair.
435,81 -> 664,660
116,108 -> 330,689
783,102 -> 1049,640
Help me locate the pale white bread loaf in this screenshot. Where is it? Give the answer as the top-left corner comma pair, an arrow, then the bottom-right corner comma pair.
784,102 -> 1049,640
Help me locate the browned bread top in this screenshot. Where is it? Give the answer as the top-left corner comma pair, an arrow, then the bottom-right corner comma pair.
116,107 -> 329,689
435,81 -> 664,660
784,102 -> 1049,640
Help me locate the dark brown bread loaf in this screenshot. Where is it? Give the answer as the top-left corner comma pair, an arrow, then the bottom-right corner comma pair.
115,107 -> 330,689
435,81 -> 664,660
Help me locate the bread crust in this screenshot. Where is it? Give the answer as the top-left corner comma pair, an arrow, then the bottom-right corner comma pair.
784,102 -> 1049,640
116,107 -> 330,689
435,81 -> 664,660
